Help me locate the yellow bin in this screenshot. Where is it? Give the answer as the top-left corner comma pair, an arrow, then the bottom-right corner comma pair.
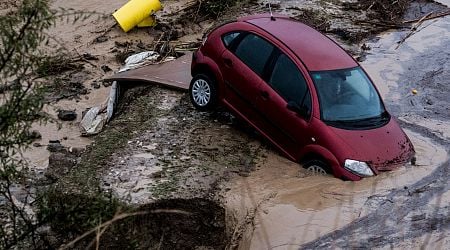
113,0 -> 162,32
137,15 -> 157,27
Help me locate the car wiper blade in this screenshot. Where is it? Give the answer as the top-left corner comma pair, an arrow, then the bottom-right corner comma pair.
325,113 -> 390,128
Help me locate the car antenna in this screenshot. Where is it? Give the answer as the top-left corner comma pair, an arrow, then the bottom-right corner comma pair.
269,3 -> 276,21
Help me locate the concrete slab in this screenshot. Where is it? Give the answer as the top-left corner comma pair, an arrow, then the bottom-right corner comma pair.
105,52 -> 193,91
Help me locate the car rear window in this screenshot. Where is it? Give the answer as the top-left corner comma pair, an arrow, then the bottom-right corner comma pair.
222,32 -> 241,48
234,33 -> 274,76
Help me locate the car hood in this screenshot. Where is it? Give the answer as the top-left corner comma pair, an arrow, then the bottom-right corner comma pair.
330,118 -> 414,171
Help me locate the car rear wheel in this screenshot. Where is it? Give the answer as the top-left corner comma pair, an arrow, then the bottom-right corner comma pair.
303,160 -> 331,175
189,74 -> 218,111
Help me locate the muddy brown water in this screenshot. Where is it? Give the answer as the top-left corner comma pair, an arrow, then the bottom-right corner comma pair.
227,4 -> 450,249
227,131 -> 447,249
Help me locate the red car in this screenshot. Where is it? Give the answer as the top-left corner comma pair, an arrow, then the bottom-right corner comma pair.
189,14 -> 415,181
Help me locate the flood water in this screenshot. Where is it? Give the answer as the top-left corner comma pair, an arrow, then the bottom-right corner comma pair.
227,3 -> 450,249
230,131 -> 447,249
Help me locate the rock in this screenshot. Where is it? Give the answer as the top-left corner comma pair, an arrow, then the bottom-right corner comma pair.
57,110 -> 77,121
114,41 -> 130,47
411,214 -> 426,221
82,53 -> 98,61
101,65 -> 112,73
94,35 -> 108,43
68,147 -> 84,156
102,81 -> 113,87
28,130 -> 42,140
238,171 -> 250,177
361,43 -> 371,50
79,89 -> 89,95
47,140 -> 64,152
91,82 -> 101,89
45,152 -> 77,181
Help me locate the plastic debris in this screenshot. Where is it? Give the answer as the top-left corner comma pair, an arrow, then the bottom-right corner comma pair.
80,51 -> 159,136
112,0 -> 162,32
80,107 -> 106,135
119,51 -> 160,72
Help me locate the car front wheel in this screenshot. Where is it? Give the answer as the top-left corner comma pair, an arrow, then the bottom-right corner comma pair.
189,74 -> 218,111
303,159 -> 331,175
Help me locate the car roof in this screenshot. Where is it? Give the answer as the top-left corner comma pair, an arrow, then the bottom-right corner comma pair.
238,14 -> 358,71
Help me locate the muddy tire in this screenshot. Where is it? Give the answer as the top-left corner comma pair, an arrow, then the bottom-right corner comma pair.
189,74 -> 218,111
303,159 -> 331,175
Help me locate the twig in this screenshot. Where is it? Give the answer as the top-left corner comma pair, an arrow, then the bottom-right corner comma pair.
395,12 -> 433,49
353,19 -> 405,29
403,10 -> 450,24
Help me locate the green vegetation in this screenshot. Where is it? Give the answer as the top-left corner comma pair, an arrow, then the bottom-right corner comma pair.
0,0 -> 105,248
0,0 -> 55,248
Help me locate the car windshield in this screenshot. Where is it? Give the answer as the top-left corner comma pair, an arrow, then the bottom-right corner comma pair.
311,67 -> 388,128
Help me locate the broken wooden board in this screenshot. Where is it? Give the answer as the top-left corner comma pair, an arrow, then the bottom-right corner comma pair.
105,52 -> 192,90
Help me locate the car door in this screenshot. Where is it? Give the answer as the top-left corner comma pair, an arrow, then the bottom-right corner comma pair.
219,32 -> 275,128
255,52 -> 313,159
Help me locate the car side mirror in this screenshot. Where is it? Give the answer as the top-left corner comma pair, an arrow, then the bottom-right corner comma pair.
287,101 -> 309,118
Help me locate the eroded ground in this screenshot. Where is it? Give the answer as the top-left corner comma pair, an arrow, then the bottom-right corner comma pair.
11,0 -> 450,249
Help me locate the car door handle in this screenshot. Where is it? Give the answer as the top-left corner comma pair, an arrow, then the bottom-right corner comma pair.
223,57 -> 233,67
260,90 -> 269,100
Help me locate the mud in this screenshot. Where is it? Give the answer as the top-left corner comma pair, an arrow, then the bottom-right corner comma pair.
101,85 -> 263,204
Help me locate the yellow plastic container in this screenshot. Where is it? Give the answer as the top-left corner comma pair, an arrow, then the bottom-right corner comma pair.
137,15 -> 157,27
113,0 -> 162,32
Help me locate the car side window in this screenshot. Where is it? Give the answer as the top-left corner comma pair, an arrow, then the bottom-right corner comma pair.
269,54 -> 311,113
234,33 -> 274,77
222,32 -> 241,48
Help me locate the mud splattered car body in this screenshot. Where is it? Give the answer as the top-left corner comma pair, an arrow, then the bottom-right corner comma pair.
189,14 -> 415,181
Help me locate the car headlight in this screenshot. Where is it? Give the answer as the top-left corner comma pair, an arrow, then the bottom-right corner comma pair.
344,159 -> 374,177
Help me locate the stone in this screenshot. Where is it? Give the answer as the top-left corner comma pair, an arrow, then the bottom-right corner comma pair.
57,110 -> 77,121
91,82 -> 101,89
45,152 -> 77,181
94,35 -> 108,43
82,53 -> 98,60
101,65 -> 112,73
28,130 -> 42,140
47,140 -> 64,152
102,81 -> 113,87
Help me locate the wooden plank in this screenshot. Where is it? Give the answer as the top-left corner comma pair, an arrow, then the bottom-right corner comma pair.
105,52 -> 192,91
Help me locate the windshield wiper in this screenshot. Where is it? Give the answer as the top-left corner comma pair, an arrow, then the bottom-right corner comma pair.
325,112 -> 390,129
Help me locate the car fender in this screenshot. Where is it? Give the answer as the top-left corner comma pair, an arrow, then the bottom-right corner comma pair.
191,50 -> 225,86
299,144 -> 362,180
299,144 -> 340,171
